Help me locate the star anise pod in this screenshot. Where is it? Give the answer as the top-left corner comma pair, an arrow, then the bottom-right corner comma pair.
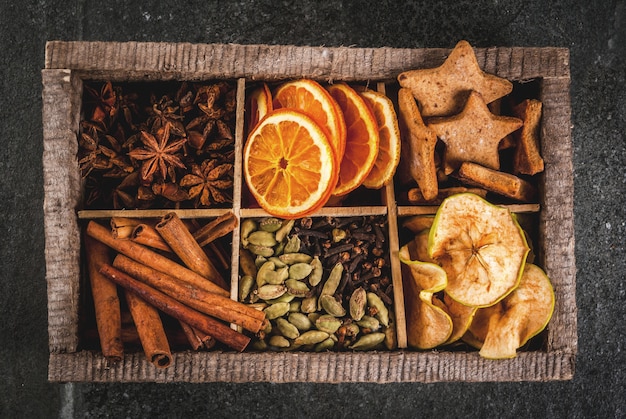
128,122 -> 187,182
84,81 -> 118,126
195,84 -> 226,120
180,159 -> 234,207
147,96 -> 186,136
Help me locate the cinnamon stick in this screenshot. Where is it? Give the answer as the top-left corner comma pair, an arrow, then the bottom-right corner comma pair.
156,212 -> 228,290
193,211 -> 238,247
179,321 -> 215,350
110,217 -> 143,239
113,254 -> 265,333
99,264 -> 251,352
86,221 -> 229,298
84,234 -> 123,363
131,223 -> 172,252
125,290 -> 172,368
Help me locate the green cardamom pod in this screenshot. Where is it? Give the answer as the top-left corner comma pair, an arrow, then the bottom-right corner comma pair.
314,337 -> 336,352
283,235 -> 301,254
247,230 -> 278,247
238,275 -> 255,301
318,263 -> 343,310
300,296 -> 318,313
357,315 -> 380,331
319,294 -> 346,317
288,312 -> 312,331
294,330 -> 329,346
349,332 -> 385,351
269,335 -> 291,348
248,243 -> 274,258
308,256 -> 323,286
289,262 -> 313,280
285,278 -> 310,296
274,219 -> 295,242
240,218 -> 257,247
278,252 -> 313,265
315,314 -> 342,334
257,284 -> 287,300
259,217 -> 283,232
349,287 -> 367,321
263,302 -> 291,320
367,292 -> 390,327
276,318 -> 300,339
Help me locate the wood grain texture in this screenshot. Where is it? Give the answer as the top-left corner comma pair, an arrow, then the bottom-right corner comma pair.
42,69 -> 83,353
43,42 -> 575,382
49,350 -> 574,383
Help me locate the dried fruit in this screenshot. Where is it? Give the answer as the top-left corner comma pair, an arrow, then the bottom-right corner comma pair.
428,193 -> 530,307
243,109 -> 338,218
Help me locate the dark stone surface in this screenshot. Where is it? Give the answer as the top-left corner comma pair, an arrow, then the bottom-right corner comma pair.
1,0 -> 624,417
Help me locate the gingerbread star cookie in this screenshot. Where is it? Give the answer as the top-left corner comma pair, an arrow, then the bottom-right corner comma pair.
397,40 -> 513,117
397,87 -> 439,201
427,91 -> 523,174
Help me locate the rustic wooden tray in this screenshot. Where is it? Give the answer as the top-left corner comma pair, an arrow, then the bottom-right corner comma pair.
43,41 -> 576,382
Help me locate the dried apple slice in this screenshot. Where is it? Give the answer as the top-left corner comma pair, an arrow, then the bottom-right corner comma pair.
399,245 -> 453,350
428,193 -> 530,307
465,263 -> 555,359
442,292 -> 477,345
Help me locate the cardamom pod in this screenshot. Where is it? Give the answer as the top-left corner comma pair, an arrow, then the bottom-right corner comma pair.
289,299 -> 302,313
288,262 -> 313,280
251,339 -> 268,351
274,219 -> 295,242
268,256 -> 287,268
319,294 -> 346,317
357,315 -> 380,331
257,284 -> 287,300
247,230 -> 278,247
259,217 -> 283,232
315,314 -> 342,334
349,287 -> 367,321
285,278 -> 310,296
278,252 -> 313,265
288,312 -> 312,331
276,318 -> 300,339
248,243 -> 274,257
300,296 -> 318,313
269,335 -> 291,348
238,275 -> 255,301
265,292 -> 295,304
239,248 -> 258,278
240,218 -> 257,247
294,330 -> 329,346
308,256 -> 323,286
318,263 -> 343,310
283,235 -> 301,254
367,292 -> 389,327
349,332 -> 385,351
314,337 -> 336,352
263,302 -> 291,320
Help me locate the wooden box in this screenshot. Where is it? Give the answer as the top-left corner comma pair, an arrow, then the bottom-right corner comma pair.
43,41 -> 576,382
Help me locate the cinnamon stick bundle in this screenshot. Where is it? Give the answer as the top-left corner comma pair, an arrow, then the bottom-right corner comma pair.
125,290 -> 172,368
99,264 -> 251,352
84,235 -> 123,363
131,223 -> 171,252
112,254 -> 265,333
156,212 -> 228,290
86,221 -> 229,298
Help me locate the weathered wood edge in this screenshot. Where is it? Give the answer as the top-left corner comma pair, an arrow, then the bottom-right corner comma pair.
42,69 -> 83,353
44,41 -> 570,82
48,350 -> 574,383
538,73 -> 577,354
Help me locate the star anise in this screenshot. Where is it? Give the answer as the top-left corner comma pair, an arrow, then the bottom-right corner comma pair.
84,81 -> 118,126
128,122 -> 187,182
147,96 -> 186,136
195,84 -> 227,120
180,159 -> 233,207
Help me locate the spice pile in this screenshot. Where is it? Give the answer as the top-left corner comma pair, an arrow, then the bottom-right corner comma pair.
239,215 -> 396,351
78,81 -> 236,209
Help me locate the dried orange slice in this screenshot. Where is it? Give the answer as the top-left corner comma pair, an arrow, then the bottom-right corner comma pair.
327,83 -> 380,196
243,109 -> 337,218
246,83 -> 273,131
273,79 -> 346,166
359,89 -> 401,189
